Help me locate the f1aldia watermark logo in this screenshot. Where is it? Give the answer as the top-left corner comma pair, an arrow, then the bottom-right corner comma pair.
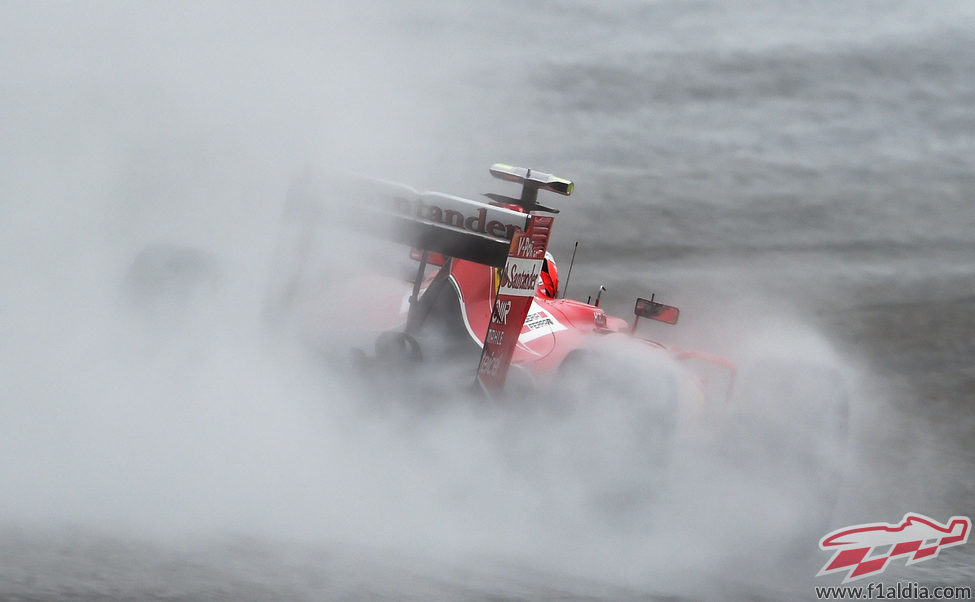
817,513 -> 970,583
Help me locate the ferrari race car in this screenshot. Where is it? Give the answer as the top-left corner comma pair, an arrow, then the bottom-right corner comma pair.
126,162 -> 851,517
258,163 -> 854,516
269,163 -> 737,405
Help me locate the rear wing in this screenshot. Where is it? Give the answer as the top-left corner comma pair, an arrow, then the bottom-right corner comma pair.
384,189 -> 530,268
347,164 -> 573,268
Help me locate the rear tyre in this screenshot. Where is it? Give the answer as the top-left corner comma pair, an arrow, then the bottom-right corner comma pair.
374,331 -> 423,365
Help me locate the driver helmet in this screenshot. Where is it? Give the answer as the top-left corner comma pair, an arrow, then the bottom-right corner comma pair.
539,251 -> 558,298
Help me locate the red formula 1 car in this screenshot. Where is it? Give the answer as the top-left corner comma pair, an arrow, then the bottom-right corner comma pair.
270,164 -> 736,407
129,162 -> 849,514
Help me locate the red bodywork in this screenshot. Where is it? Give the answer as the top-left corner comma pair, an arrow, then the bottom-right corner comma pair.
449,257 -> 634,386
287,163 -> 734,398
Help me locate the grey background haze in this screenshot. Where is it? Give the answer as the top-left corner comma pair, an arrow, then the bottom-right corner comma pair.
1,1 -> 973,600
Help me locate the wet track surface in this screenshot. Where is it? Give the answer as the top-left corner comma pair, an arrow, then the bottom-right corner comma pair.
2,1 -> 973,600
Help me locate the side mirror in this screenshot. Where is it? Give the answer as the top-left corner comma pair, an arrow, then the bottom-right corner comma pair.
634,296 -> 679,325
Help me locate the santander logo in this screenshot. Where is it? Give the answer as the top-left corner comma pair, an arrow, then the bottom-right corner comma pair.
817,513 -> 971,583
497,258 -> 542,297
391,193 -> 527,241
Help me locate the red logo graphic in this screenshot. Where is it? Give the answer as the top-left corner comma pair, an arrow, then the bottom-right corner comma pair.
818,513 -> 970,583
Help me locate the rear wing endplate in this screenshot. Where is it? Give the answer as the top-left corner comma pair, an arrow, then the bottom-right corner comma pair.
476,213 -> 555,395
